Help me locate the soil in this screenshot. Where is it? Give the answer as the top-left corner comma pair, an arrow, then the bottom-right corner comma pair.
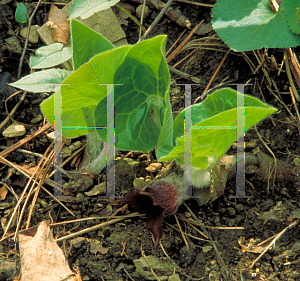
0,0 -> 300,281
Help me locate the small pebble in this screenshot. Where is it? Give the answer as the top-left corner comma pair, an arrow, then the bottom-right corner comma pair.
31,114 -> 43,124
5,36 -> 22,54
184,212 -> 191,218
145,162 -> 162,172
3,122 -> 26,137
136,4 -> 150,19
293,157 -> 300,166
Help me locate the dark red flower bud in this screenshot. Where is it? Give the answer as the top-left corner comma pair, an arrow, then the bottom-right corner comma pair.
115,174 -> 184,248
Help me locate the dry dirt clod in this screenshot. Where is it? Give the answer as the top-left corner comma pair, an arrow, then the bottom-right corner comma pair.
136,4 -> 150,19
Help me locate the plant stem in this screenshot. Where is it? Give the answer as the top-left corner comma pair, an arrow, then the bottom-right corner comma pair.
18,0 -> 42,79
139,0 -> 175,41
115,3 -> 146,33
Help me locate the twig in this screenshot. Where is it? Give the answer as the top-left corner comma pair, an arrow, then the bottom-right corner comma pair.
184,203 -> 235,281
5,91 -> 36,127
141,249 -> 161,281
0,146 -> 45,159
285,49 -> 300,102
2,144 -> 53,240
168,65 -> 201,83
0,90 -> 24,131
0,122 -> 52,158
174,213 -> 189,249
26,144 -> 55,229
18,0 -> 42,79
132,0 -> 191,29
55,217 -> 131,243
115,3 -> 146,33
286,48 -> 300,95
167,20 -> 204,63
250,220 -> 299,268
254,126 -> 277,194
50,213 -> 144,227
138,0 -> 147,39
203,50 -> 230,93
46,143 -> 87,179
166,29 -> 186,56
175,0 -> 213,7
172,47 -> 198,68
177,213 -> 244,231
139,0 -> 175,41
123,268 -> 136,281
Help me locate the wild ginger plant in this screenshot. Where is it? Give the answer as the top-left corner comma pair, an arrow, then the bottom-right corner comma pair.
10,20 -> 278,246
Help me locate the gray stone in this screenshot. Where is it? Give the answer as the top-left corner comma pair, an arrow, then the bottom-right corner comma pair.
5,36 -> 22,54
75,193 -> 84,202
20,25 -> 39,44
31,114 -> 43,124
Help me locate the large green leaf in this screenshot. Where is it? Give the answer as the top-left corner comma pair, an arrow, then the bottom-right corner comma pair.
160,88 -> 277,169
9,69 -> 72,93
71,19 -> 114,70
94,36 -> 172,152
41,45 -> 131,137
212,0 -> 300,51
281,0 -> 300,35
69,0 -> 120,19
29,43 -> 72,69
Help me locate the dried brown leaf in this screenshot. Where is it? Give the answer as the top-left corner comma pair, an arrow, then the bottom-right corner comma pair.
46,4 -> 70,45
0,184 -> 8,200
19,221 -> 82,281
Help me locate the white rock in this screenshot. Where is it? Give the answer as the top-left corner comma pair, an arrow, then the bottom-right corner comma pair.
3,122 -> 26,137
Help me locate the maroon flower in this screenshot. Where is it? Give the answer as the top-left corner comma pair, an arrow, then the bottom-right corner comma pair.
115,174 -> 184,248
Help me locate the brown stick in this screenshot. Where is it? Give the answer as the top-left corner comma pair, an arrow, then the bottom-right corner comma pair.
203,50 -> 229,93
167,20 -> 204,63
140,0 -> 176,40
18,0 -> 42,79
131,0 -> 191,29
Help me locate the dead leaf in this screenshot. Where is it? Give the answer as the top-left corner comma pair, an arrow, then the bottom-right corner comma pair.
0,184 -> 8,200
46,5 -> 70,45
0,0 -> 12,4
238,239 -> 266,254
19,221 -> 82,281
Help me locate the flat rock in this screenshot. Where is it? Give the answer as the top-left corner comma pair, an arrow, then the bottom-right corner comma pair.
5,36 -> 22,54
3,122 -> 26,137
20,25 -> 39,44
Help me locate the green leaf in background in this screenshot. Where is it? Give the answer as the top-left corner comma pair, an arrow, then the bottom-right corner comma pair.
94,35 -> 172,152
15,2 -> 27,23
41,45 -> 131,138
71,20 -> 114,70
69,0 -> 120,19
9,69 -> 72,93
281,0 -> 300,35
212,0 -> 300,52
29,43 -> 72,69
160,88 -> 277,169
297,7 -> 300,23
